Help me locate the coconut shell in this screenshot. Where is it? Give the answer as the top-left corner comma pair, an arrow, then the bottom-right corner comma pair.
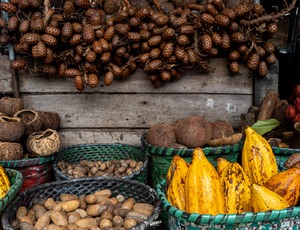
0,97 -> 24,117
0,141 -> 23,160
13,109 -> 43,135
26,129 -> 61,156
0,116 -> 25,142
38,111 -> 60,130
147,123 -> 176,148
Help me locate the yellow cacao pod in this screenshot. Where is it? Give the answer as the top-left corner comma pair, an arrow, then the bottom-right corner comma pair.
220,162 -> 251,214
166,155 -> 189,211
0,165 -> 10,199
185,148 -> 226,215
216,157 -> 231,175
242,126 -> 278,185
251,183 -> 290,212
264,168 -> 300,206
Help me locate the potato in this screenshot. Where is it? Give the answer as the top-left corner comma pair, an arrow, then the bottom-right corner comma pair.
62,200 -> 81,212
100,210 -> 113,221
133,203 -> 154,216
75,218 -> 97,229
19,222 -> 35,230
34,215 -> 51,230
79,195 -> 87,209
94,189 -> 112,198
121,198 -> 135,210
20,216 -> 33,225
117,208 -> 131,218
32,204 -> 47,219
90,227 -> 101,230
99,219 -> 113,229
50,210 -> 68,227
44,224 -> 65,230
59,193 -> 79,202
86,204 -> 106,216
74,209 -> 88,218
112,215 -> 124,227
95,195 -> 110,204
146,123 -> 176,147
44,198 -> 57,210
16,206 -> 28,220
67,224 -> 78,230
123,218 -> 137,230
175,115 -> 213,148
84,194 -> 97,204
108,197 -> 119,206
67,211 -> 82,224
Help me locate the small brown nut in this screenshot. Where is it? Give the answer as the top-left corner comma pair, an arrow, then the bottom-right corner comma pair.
62,200 -> 81,212
109,197 -> 119,206
99,219 -> 113,229
20,216 -> 33,225
34,214 -> 51,230
100,210 -> 113,220
118,166 -> 127,174
67,211 -> 81,224
99,162 -> 107,171
126,168 -> 134,176
94,189 -> 112,198
74,209 -> 88,218
44,198 -> 57,210
75,218 -> 97,229
86,204 -> 107,216
16,206 -> 28,220
129,160 -> 137,168
123,218 -> 137,230
91,166 -> 99,175
121,198 -> 135,210
112,215 -> 124,227
60,194 -> 79,202
85,194 -> 97,204
50,210 -> 68,227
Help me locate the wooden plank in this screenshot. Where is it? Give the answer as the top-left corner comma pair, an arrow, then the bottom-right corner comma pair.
22,93 -> 252,129
0,56 -> 13,94
59,129 -> 145,147
17,58 -> 253,94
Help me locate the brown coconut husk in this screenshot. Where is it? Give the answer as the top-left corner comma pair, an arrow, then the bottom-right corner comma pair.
0,141 -> 23,160
0,97 -> 24,117
26,129 -> 61,156
0,116 -> 25,142
38,111 -> 60,130
13,109 -> 43,135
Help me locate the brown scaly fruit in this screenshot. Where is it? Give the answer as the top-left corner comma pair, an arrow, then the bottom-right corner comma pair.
166,156 -> 189,211
264,168 -> 300,206
242,126 -> 278,185
185,148 -> 226,215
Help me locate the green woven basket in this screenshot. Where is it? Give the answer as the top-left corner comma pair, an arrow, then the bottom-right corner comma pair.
141,133 -> 241,188
0,168 -> 23,212
52,143 -> 149,184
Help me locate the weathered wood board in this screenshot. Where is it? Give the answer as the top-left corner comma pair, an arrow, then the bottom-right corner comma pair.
0,55 -> 278,146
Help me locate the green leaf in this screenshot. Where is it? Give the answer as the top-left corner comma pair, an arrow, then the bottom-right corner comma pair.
251,119 -> 281,136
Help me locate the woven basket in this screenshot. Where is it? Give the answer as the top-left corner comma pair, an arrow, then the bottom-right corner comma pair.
0,155 -> 55,192
141,133 -> 240,188
0,168 -> 23,213
1,178 -> 161,230
52,143 -> 149,184
155,150 -> 300,230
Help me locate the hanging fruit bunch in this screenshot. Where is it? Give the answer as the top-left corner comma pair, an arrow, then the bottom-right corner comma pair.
0,0 -> 297,91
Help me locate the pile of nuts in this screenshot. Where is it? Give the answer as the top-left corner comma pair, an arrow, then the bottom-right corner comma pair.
0,0 -> 297,90
12,189 -> 155,230
56,159 -> 144,178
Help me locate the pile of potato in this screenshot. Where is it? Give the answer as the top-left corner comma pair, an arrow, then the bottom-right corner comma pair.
12,189 -> 155,230
56,159 -> 145,179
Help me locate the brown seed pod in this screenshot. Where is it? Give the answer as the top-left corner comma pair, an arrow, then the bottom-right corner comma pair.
135,7 -> 151,19
65,68 -> 81,78
201,34 -> 212,51
247,52 -> 260,71
162,28 -> 175,40
85,50 -> 97,63
0,18 -> 6,29
14,43 -> 30,53
74,0 -> 90,8
30,18 -> 44,32
258,61 -> 268,77
41,34 -> 57,46
263,42 -> 275,54
43,47 -> 55,64
51,14 -> 64,22
144,59 -> 163,72
127,32 -> 141,42
45,26 -> 61,37
32,41 -> 47,58
139,30 -> 151,40
267,22 -> 278,34
138,53 -> 150,64
200,13 -> 215,25
265,53 -> 277,65
152,26 -> 166,36
234,4 -> 250,18
62,22 -> 73,38
73,53 -> 83,63
154,14 -> 169,27
187,49 -> 197,64
121,67 -> 131,79
148,23 -> 155,31
104,71 -> 114,86
208,47 -> 219,57
18,0 -> 29,10
103,26 -> 115,41
162,43 -> 174,58
88,74 -> 99,88
74,75 -> 85,92
114,9 -> 128,23
92,40 -> 103,54
171,16 -> 188,28
83,24 -> 95,43
100,51 -> 111,63
69,34 -> 82,45
238,44 -> 248,54
63,1 -> 75,14
178,25 -> 195,35
19,20 -> 30,33
175,45 -> 186,61
211,32 -> 222,47
131,42 -> 141,51
230,32 -> 245,44
72,23 -> 83,33
141,42 -> 151,52
149,48 -> 161,60
255,46 -> 266,57
39,64 -> 57,75
148,35 -> 162,47
228,50 -> 240,61
221,32 -> 230,50
149,74 -> 159,82
214,14 -> 230,27
212,0 -> 225,11
11,59 -> 27,70
48,20 -> 59,28
220,8 -> 236,21
58,62 -> 67,77
252,4 -> 265,16
99,38 -> 110,52
205,3 -> 218,16
160,70 -> 171,81
115,23 -> 130,36
177,35 -> 189,46
7,16 -> 19,32
228,61 -> 239,75
165,55 -> 177,64
228,22 -> 239,33
109,63 -> 122,76
129,17 -> 141,28
84,62 -> 97,73
0,2 -> 17,13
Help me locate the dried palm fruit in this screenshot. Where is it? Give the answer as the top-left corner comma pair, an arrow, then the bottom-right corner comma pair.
11,59 -> 27,70
99,38 -> 110,52
247,53 -> 260,71
7,16 -> 19,32
212,0 -> 225,11
252,4 -> 265,16
135,7 -> 151,19
229,61 -> 239,74
32,41 -> 47,58
100,52 -> 111,63
69,34 -> 82,45
39,65 -> 57,75
201,34 -> 213,51
43,47 -> 55,64
65,68 -> 81,78
161,70 -> 171,81
115,23 -> 130,36
104,71 -> 114,86
187,49 -> 197,64
175,46 -> 186,61
58,62 -> 67,77
129,17 -> 141,28
178,25 -> 194,35
171,16 -> 188,28
235,4 -> 250,18
150,48 -> 161,59
140,30 -> 152,40
30,18 -> 44,32
62,22 -> 73,38
220,8 -> 236,21
215,14 -> 230,27
267,22 -> 278,34
238,44 -> 248,54
200,13 -> 215,25
114,9 -> 129,23
74,75 -> 85,91
228,50 -> 240,61
0,2 -> 17,13
41,34 -> 57,46
63,1 -> 75,14
258,61 -> 268,77
83,24 -> 95,43
88,74 -> 99,88
45,26 -> 61,37
162,28 -> 175,40
154,14 -> 169,27
138,53 -> 150,64
85,50 -> 97,63
19,20 -> 30,33
211,32 -> 222,47
205,3 -> 218,16
162,43 -> 174,58
263,42 -> 275,54
144,59 -> 163,72
230,32 -> 245,43
127,32 -> 141,42
265,53 -> 277,65
148,35 -> 162,47
221,32 -> 230,50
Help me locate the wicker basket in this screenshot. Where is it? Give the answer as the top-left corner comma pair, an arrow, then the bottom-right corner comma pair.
141,133 -> 240,188
1,178 -> 161,230
0,155 -> 55,192
0,168 -> 23,213
155,150 -> 300,230
52,143 -> 149,184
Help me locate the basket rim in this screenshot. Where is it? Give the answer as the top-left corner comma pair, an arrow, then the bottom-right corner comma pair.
2,177 -> 161,230
0,154 -> 55,167
0,168 -> 23,212
156,179 -> 300,226
52,143 -> 149,180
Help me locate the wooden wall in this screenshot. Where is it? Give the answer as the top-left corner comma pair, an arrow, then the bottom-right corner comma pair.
0,56 -> 278,146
